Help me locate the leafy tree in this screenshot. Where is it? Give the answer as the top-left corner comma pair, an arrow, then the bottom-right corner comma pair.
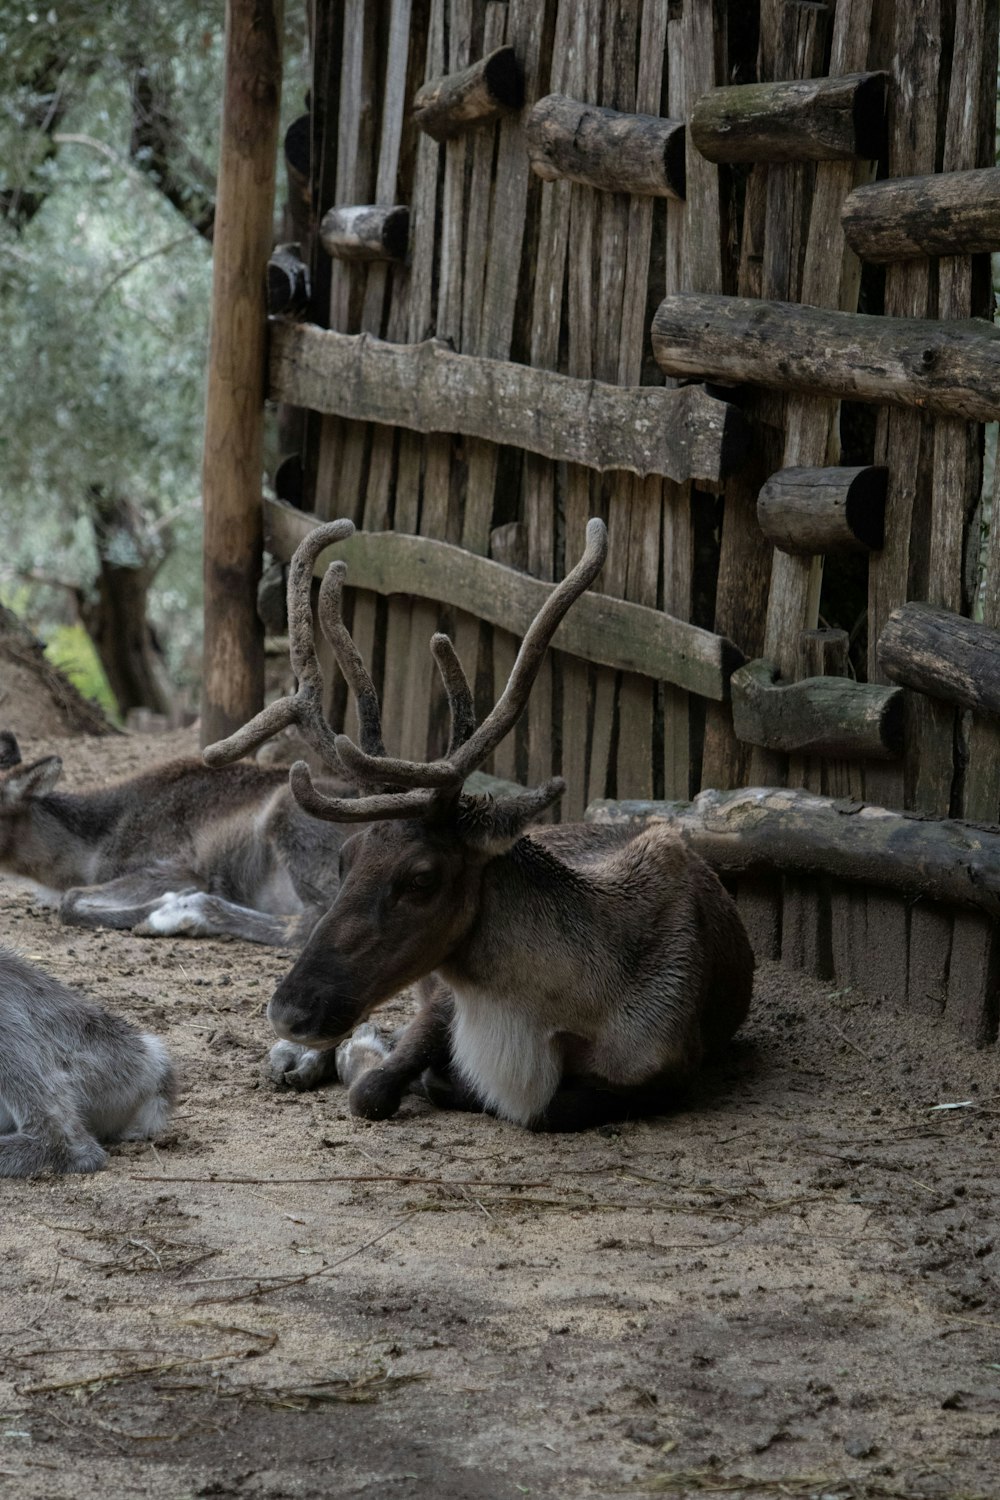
0,2 -> 222,713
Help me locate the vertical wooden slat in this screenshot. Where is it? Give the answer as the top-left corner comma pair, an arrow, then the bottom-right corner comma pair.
201,0 -> 283,747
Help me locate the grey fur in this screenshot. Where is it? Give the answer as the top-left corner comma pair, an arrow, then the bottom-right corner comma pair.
0,947 -> 175,1177
0,737 -> 352,946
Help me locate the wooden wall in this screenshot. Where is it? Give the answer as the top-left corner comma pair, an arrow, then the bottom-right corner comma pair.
264,0 -> 1000,1041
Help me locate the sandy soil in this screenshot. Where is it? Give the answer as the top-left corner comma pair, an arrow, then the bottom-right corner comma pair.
1,729 -> 999,1500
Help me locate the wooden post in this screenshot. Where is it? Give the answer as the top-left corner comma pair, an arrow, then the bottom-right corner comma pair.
201,0 -> 283,748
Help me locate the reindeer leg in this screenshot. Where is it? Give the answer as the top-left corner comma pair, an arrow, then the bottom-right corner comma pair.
60,869 -> 197,932
346,978 -> 458,1121
135,891 -> 305,945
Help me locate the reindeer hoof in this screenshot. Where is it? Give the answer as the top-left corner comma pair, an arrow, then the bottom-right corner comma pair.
268,1040 -> 338,1092
334,1022 -> 390,1087
347,1067 -> 404,1121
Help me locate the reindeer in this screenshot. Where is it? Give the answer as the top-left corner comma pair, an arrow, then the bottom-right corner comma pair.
0,529 -> 360,946
207,517 -> 754,1131
0,946 -> 175,1176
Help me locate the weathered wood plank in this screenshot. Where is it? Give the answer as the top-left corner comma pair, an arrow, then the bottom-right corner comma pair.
651,293 -> 1000,423
690,71 -> 886,164
319,204 -> 410,261
271,317 -> 749,480
264,498 -> 743,700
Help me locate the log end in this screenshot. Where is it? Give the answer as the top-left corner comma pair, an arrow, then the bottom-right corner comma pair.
483,44 -> 525,112
852,70 -> 888,161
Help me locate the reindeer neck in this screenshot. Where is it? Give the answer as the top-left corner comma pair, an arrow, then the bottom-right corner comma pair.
442,833 -> 595,1002
7,786 -> 128,888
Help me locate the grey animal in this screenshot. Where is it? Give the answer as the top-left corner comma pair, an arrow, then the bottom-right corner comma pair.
0,947 -> 175,1176
0,532 -> 363,945
208,517 -> 755,1132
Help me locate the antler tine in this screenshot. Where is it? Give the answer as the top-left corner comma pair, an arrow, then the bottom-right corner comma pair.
448,517 -> 608,777
204,519 -> 354,770
321,633 -> 474,790
430,633 -> 477,755
289,761 -> 440,822
317,561 -> 386,760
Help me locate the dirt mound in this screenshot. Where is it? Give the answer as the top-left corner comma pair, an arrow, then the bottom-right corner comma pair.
0,605 -> 115,739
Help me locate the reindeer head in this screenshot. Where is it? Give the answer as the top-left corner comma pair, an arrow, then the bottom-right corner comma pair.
205,517 -> 608,1050
0,734 -> 65,874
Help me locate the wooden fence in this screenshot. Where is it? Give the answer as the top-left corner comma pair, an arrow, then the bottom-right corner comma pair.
251,0 -> 1000,1044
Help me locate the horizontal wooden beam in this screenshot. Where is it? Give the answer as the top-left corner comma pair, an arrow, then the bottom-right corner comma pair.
587,786 -> 1000,922
842,166 -> 1000,262
730,658 -> 903,759
319,205 -> 410,262
268,320 -> 749,482
651,293 -> 1000,423
878,602 -> 1000,716
757,465 -> 886,555
413,44 -> 523,142
689,71 -> 887,164
263,499 -> 744,701
525,94 -> 685,199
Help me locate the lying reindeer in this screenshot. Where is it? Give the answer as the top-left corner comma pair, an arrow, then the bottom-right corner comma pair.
0,946 -> 175,1176
0,532 -> 356,946
207,517 -> 754,1131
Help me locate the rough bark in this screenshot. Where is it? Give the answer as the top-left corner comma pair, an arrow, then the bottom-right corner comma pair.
730,658 -> 903,759
413,44 -> 524,142
525,94 -> 685,199
319,204 -> 410,262
269,320 -> 749,482
689,71 -> 887,164
587,785 -> 1000,921
756,465 -> 887,555
842,166 -> 1000,262
878,602 -> 1000,716
651,293 -> 1000,423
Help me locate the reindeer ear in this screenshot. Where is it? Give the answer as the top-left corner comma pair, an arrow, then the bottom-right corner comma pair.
458,778 -> 566,856
0,755 -> 63,805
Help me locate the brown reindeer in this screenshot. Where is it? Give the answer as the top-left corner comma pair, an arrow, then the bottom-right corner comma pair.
0,526 -> 359,945
207,517 -> 754,1130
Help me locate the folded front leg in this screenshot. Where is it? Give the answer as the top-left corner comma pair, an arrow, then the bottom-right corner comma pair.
346,978 -> 456,1121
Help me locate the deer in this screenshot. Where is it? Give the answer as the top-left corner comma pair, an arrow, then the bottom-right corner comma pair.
0,527 -> 361,946
0,945 -> 175,1176
206,516 -> 755,1131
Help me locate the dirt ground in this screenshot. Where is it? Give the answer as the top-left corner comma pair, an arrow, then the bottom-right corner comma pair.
1,728 -> 999,1500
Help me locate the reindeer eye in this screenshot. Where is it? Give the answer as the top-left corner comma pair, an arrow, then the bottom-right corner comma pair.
405,870 -> 439,894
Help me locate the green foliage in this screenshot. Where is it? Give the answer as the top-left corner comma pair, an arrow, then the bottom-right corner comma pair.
44,622 -> 120,719
0,1 -> 226,690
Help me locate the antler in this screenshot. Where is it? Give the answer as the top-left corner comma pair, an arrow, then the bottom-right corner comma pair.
289,517 -> 608,822
203,519 -> 356,771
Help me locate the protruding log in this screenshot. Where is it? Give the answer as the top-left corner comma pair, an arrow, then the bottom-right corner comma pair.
586,786 -> 1000,926
689,71 -> 887,164
282,113 -> 311,243
651,293 -> 1000,423
757,466 -> 887,556
413,44 -> 524,143
266,242 -> 310,315
842,166 -> 1000,262
525,94 -> 685,199
878,603 -> 1000,716
319,205 -> 410,262
731,658 -> 903,759
273,452 -> 305,508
